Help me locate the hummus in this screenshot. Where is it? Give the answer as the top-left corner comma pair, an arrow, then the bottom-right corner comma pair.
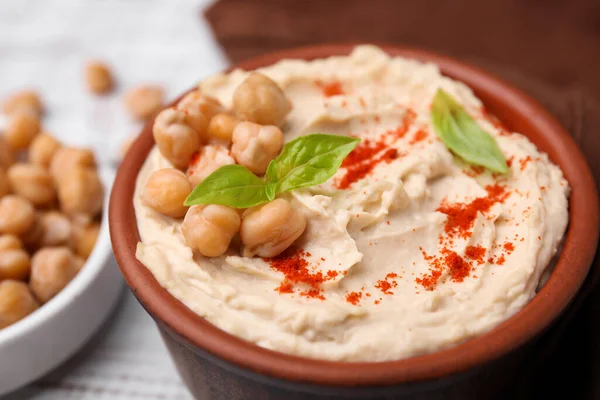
134,46 -> 569,361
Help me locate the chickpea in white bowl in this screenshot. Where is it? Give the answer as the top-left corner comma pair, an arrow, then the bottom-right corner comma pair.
0,91 -> 119,395
0,90 -> 108,331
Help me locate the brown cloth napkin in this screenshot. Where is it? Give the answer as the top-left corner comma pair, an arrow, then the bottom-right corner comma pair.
204,1 -> 600,398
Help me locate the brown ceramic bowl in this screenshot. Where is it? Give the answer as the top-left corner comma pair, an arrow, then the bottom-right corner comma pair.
109,44 -> 599,400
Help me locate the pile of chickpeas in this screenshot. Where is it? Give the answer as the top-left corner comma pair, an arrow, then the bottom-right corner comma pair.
143,72 -> 307,259
0,91 -> 104,330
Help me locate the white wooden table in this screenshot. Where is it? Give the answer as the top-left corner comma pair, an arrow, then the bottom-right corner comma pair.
0,1 -> 227,398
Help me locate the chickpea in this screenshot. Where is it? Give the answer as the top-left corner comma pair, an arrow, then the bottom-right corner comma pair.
57,167 -> 104,216
85,61 -> 114,94
2,90 -> 43,117
71,213 -> 93,226
73,256 -> 85,272
142,168 -> 191,218
21,216 -> 43,250
0,234 -> 22,251
240,198 -> 306,258
207,113 -> 240,145
30,247 -> 80,303
70,220 -> 100,259
39,211 -> 71,247
152,107 -> 207,169
0,280 -> 39,329
123,85 -> 164,121
7,163 -> 56,206
187,145 -> 235,187
0,138 -> 15,170
182,205 -> 241,257
231,122 -> 283,175
232,72 -> 292,127
0,195 -> 35,236
178,90 -> 224,121
0,168 -> 9,198
0,249 -> 30,281
5,112 -> 40,150
29,133 -> 61,167
50,147 -> 96,183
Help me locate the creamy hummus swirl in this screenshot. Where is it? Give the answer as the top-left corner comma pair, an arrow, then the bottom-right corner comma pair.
134,46 -> 569,362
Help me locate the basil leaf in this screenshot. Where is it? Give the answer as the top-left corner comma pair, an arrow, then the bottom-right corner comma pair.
431,89 -> 509,173
183,134 -> 360,209
266,134 -> 360,193
184,164 -> 269,208
265,182 -> 277,201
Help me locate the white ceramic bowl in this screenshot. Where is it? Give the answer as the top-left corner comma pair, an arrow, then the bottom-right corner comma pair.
0,167 -> 124,396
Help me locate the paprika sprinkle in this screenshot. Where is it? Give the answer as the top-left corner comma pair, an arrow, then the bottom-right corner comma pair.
464,165 -> 485,177
520,156 -> 532,171
267,249 -> 339,300
417,185 -> 510,289
346,291 -> 363,305
416,249 -> 443,290
409,129 -> 428,145
374,273 -> 398,295
437,184 -> 509,239
417,248 -> 472,290
315,79 -> 344,97
341,138 -> 387,167
375,280 -> 394,294
336,140 -> 398,189
386,109 -> 416,139
465,245 -> 486,265
300,289 -> 325,300
186,151 -> 201,175
276,281 -> 294,294
335,107 -> 420,189
442,250 -> 471,282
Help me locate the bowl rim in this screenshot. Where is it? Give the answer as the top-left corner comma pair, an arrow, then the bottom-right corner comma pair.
109,43 -> 599,387
0,166 -> 114,344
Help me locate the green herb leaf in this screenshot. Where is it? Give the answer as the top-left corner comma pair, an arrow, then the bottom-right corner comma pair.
184,164 -> 269,208
266,134 -> 360,193
183,134 -> 360,209
265,182 -> 277,201
431,89 -> 509,173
